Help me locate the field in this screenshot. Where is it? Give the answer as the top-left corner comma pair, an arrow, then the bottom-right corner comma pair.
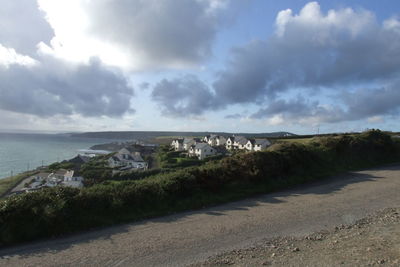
275,137 -> 312,144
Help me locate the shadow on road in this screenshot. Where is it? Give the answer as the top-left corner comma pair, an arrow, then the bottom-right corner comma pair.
0,164 -> 398,259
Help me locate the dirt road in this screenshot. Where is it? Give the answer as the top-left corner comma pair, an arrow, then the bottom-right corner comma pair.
1,164 -> 400,266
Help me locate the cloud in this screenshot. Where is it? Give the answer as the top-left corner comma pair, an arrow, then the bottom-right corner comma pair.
213,2 -> 400,106
151,75 -> 215,117
37,0 -> 229,69
224,113 -> 243,119
0,44 -> 38,67
153,2 -> 400,124
0,0 -> 53,56
0,52 -> 134,117
139,82 -> 150,90
251,82 -> 400,125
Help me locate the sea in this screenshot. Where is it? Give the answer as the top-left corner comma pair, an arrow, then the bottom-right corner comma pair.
0,133 -> 111,179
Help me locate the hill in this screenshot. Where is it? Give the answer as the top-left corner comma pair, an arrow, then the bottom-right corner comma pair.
70,131 -> 296,140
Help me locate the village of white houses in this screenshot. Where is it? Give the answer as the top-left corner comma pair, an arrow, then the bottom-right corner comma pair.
8,134 -> 271,196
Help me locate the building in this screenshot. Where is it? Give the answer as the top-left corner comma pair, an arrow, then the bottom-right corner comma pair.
183,138 -> 201,150
207,135 -> 227,146
190,143 -> 216,160
25,169 -> 85,190
226,136 -> 248,150
62,176 -> 84,188
108,148 -> 148,170
171,138 -> 184,151
245,139 -> 271,151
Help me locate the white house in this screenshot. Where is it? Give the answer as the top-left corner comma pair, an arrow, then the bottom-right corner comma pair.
234,136 -> 249,150
245,139 -> 271,151
190,143 -> 216,160
183,138 -> 201,150
226,136 -> 248,150
253,139 -> 271,151
62,176 -> 84,188
207,135 -> 227,146
203,134 -> 215,143
33,172 -> 51,182
226,136 -> 235,150
108,148 -> 148,170
171,138 -> 184,151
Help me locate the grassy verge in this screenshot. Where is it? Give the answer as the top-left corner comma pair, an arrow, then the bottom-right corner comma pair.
0,130 -> 399,246
0,171 -> 37,198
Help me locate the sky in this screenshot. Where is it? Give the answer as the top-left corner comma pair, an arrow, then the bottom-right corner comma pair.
0,0 -> 400,135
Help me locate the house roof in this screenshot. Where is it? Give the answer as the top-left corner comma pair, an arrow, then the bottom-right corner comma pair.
235,136 -> 248,145
53,169 -> 69,176
195,143 -> 212,150
209,135 -> 224,141
36,172 -> 51,178
114,152 -> 144,162
69,154 -> 90,164
183,138 -> 195,144
255,139 -> 271,145
131,154 -> 144,162
111,156 -> 121,161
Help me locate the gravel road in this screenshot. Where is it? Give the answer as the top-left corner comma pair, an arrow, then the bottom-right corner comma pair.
197,208 -> 400,266
1,164 -> 400,266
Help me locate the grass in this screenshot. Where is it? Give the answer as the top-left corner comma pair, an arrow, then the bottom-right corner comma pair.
275,138 -> 312,144
0,171 -> 37,198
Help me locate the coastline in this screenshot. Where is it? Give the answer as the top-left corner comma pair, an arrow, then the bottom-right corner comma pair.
0,133 -> 107,180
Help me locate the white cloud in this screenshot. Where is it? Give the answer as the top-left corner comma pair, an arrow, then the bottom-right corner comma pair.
0,44 -> 38,67
37,0 -> 229,70
367,116 -> 384,124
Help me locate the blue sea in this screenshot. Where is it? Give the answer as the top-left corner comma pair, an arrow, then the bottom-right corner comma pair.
0,133 -> 110,179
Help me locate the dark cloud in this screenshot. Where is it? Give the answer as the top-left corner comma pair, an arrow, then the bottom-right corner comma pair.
0,0 -> 53,55
81,0 -> 226,68
0,57 -> 134,117
251,82 -> 400,124
342,84 -> 400,120
151,75 -> 214,117
251,97 -> 318,119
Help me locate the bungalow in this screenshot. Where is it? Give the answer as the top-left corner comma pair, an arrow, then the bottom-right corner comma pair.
190,143 -> 216,160
45,169 -> 78,188
33,172 -> 51,182
48,169 -> 74,181
62,176 -> 84,188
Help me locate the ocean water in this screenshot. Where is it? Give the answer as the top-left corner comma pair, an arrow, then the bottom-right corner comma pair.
0,133 -> 109,179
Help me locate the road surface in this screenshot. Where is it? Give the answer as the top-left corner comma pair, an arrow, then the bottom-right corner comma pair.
1,164 -> 400,266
